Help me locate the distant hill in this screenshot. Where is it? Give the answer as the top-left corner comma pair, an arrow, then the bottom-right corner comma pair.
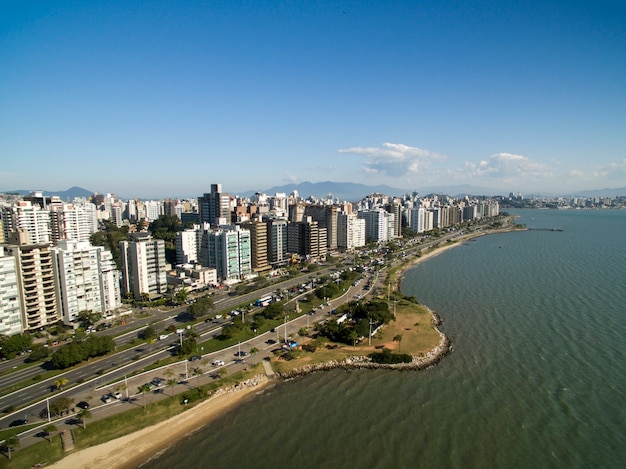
240,181 -> 408,201
5,186 -> 93,201
240,181 -> 505,201
567,187 -> 626,198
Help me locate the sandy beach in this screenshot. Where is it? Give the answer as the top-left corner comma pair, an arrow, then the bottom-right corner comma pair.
48,377 -> 271,469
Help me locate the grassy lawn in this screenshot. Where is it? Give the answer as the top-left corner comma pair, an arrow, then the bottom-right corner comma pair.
271,298 -> 441,375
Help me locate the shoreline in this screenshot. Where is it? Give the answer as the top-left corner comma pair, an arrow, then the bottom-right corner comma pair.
48,376 -> 271,469
47,225 -> 514,468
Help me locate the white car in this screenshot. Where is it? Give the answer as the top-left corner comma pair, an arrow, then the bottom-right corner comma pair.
158,334 -> 169,340
212,360 -> 225,366
113,391 -> 123,400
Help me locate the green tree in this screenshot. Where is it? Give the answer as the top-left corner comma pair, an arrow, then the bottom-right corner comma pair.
142,325 -> 157,341
3,435 -> 19,460
250,347 -> 259,365
187,297 -> 214,319
0,333 -> 33,359
49,397 -> 74,417
55,377 -> 69,391
192,367 -> 203,388
167,378 -> 177,397
393,334 -> 403,352
138,383 -> 152,409
174,288 -> 189,304
76,408 -> 92,429
42,423 -> 57,442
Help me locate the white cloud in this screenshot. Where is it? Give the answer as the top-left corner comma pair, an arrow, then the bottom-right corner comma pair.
282,173 -> 300,184
458,153 -> 553,183
338,142 -> 447,177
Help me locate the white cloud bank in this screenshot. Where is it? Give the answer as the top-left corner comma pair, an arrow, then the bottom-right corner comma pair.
338,142 -> 447,177
338,143 -> 626,192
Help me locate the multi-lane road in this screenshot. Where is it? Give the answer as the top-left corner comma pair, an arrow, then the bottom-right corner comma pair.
0,267 -> 344,428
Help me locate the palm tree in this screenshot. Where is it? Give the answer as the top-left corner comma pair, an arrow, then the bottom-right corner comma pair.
77,408 -> 92,429
138,384 -> 152,409
42,423 -> 57,442
250,347 -> 259,365
393,334 -> 403,352
55,377 -> 69,391
4,435 -> 19,460
192,367 -> 203,388
167,378 -> 177,397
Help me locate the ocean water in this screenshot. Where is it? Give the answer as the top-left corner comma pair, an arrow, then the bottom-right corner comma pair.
150,209 -> 626,469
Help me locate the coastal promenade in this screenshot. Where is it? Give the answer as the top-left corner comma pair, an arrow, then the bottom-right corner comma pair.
4,216 -> 519,467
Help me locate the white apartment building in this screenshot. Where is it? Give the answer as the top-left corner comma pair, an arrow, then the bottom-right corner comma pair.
97,248 -> 122,318
1,200 -> 51,245
337,212 -> 366,250
358,209 -> 391,243
199,226 -> 252,282
52,240 -> 121,325
120,233 -> 168,300
4,231 -> 60,330
0,246 -> 23,336
176,227 -> 199,265
144,200 -> 162,222
57,202 -> 98,242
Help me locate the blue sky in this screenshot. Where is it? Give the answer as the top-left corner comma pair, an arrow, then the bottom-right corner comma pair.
1,0 -> 625,198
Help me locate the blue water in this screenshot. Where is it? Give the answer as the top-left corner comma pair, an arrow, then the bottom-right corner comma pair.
151,209 -> 626,469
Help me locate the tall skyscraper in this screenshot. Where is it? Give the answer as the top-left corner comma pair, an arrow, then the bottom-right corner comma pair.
119,232 -> 167,300
198,183 -> 231,227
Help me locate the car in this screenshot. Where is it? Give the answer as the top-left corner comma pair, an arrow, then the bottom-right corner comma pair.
101,394 -> 112,403
77,401 -> 90,409
212,359 -> 225,366
158,334 -> 169,340
266,339 -> 277,345
151,377 -> 164,387
234,351 -> 248,357
176,328 -> 185,334
190,355 -> 201,361
9,419 -> 28,427
113,391 -> 123,400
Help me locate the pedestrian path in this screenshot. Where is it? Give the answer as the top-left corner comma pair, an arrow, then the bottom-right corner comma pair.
262,360 -> 275,379
60,429 -> 75,452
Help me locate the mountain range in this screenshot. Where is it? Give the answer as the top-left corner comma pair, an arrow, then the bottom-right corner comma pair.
4,182 -> 626,202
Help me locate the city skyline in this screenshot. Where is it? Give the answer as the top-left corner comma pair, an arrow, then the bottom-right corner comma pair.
2,1 -> 625,198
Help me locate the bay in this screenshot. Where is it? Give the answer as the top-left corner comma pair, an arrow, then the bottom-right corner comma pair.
150,209 -> 626,469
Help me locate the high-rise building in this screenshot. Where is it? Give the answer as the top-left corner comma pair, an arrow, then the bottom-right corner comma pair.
198,184 -> 231,227
241,221 -> 270,273
358,209 -> 391,243
1,200 -> 51,245
119,232 -> 167,300
176,227 -> 199,265
287,218 -> 327,261
267,219 -> 288,266
304,205 -> 338,251
5,230 -> 60,330
0,246 -> 23,336
337,212 -> 366,250
199,226 -> 252,282
52,240 -> 105,324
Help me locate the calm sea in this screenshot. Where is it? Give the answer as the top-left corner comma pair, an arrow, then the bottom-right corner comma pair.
150,209 -> 626,469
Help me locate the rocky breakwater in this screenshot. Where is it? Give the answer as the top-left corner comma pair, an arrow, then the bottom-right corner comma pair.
212,374 -> 268,396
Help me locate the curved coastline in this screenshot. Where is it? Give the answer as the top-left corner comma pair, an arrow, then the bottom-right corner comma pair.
46,223 -> 518,468
275,222 -> 521,379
